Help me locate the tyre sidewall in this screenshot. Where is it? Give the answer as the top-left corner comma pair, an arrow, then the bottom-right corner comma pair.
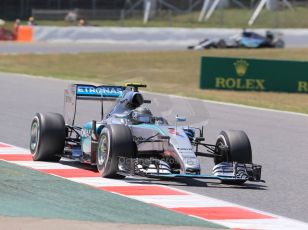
97,124 -> 134,178
30,115 -> 41,160
215,133 -> 230,164
97,127 -> 115,176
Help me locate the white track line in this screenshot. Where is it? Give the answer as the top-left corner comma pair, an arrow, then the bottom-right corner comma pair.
11,161 -> 77,170
130,194 -> 232,208
68,177 -> 145,187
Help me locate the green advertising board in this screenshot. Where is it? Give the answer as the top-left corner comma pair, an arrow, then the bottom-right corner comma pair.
200,56 -> 308,93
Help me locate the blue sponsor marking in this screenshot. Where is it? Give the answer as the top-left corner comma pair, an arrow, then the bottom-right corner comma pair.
76,85 -> 124,98
240,37 -> 263,48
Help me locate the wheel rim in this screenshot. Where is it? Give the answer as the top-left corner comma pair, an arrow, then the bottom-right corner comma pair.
98,134 -> 108,168
30,119 -> 40,153
215,135 -> 228,164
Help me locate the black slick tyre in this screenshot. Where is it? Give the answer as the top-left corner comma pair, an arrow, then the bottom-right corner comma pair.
215,130 -> 252,165
96,124 -> 134,178
30,113 -> 66,162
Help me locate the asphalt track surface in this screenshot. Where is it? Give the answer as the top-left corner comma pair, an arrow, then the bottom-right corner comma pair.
0,73 -> 308,223
0,35 -> 307,54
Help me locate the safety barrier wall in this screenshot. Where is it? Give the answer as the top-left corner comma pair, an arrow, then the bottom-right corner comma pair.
32,26 -> 240,43
13,26 -> 308,47
200,57 -> 308,93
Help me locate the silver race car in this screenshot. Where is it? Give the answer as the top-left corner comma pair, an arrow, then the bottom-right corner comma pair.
30,83 -> 263,184
188,30 -> 285,50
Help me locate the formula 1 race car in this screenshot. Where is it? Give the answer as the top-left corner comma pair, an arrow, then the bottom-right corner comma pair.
188,30 -> 285,50
30,83 -> 263,184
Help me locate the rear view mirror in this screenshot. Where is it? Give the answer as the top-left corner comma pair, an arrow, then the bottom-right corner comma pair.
176,115 -> 186,122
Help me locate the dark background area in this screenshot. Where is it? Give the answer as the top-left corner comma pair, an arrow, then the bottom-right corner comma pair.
2,0 -> 307,20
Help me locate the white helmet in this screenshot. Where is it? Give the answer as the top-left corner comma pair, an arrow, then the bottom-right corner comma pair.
131,107 -> 153,124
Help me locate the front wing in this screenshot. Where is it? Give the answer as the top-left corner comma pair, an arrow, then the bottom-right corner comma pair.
135,162 -> 264,183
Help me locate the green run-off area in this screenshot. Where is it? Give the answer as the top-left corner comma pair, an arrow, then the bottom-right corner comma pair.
0,160 -> 224,228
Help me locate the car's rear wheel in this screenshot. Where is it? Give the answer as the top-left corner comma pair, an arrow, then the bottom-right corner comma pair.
214,130 -> 252,165
30,113 -> 66,162
97,124 -> 134,178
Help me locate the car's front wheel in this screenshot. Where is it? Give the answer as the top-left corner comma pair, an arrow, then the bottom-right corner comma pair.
214,130 -> 252,165
214,130 -> 252,184
97,124 -> 134,178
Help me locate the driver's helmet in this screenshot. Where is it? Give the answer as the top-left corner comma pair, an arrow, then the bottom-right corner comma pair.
131,107 -> 153,124
266,31 -> 274,40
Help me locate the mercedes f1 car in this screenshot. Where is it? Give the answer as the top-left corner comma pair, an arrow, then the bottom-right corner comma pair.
30,83 -> 263,184
188,30 -> 284,50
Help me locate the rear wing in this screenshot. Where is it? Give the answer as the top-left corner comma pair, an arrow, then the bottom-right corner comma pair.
64,84 -> 125,125
75,84 -> 125,100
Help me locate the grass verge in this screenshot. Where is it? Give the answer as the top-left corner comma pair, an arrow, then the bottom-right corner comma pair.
0,48 -> 308,114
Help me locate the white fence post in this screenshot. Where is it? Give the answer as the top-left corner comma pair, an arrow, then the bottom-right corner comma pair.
205,0 -> 221,21
198,0 -> 211,21
143,0 -> 152,24
248,0 -> 267,26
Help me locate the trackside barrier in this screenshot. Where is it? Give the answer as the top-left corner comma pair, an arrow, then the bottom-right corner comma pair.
29,27 -> 308,46
200,57 -> 308,93
16,26 -> 33,42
